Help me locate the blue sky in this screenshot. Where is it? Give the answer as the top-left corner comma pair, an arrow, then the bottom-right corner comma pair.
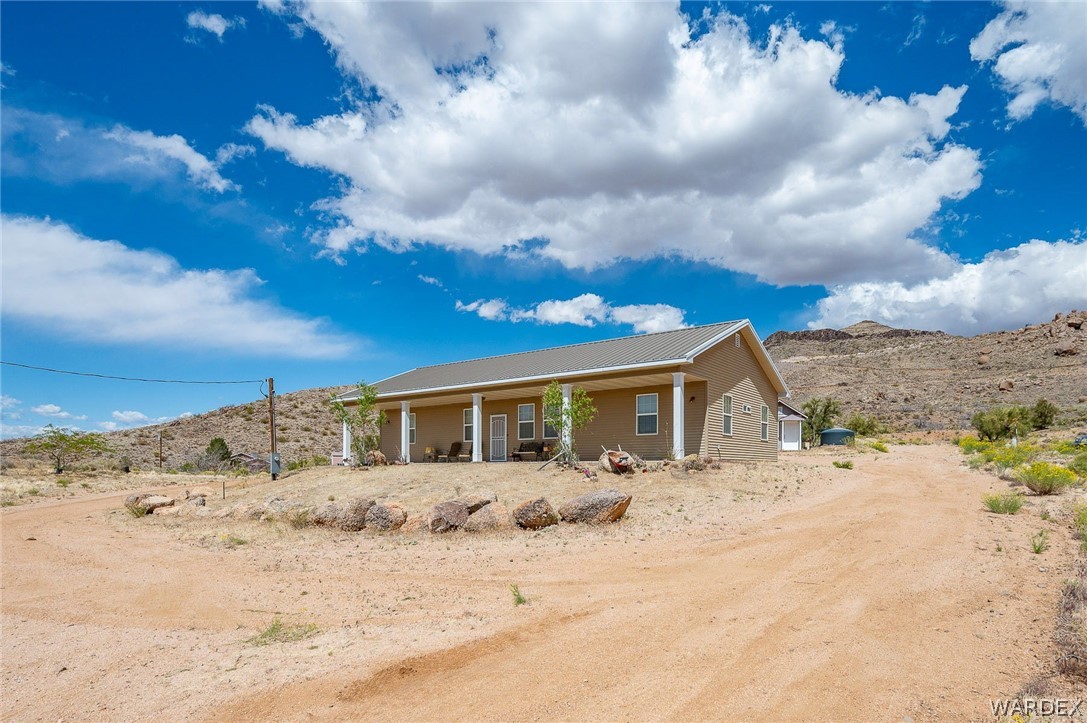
1,1 -> 1085,439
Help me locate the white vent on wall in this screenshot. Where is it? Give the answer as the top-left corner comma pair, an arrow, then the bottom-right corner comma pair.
734,335 -> 741,348
743,404 -> 753,413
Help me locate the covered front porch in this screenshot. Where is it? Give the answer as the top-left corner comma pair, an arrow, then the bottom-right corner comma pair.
340,369 -> 707,464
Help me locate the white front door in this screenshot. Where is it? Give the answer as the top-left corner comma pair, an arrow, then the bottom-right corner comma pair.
490,414 -> 507,461
782,420 -> 801,451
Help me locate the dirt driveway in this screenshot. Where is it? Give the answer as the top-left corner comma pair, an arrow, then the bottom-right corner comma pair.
1,444 -> 1077,721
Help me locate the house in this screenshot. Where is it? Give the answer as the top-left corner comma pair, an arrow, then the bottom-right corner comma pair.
778,400 -> 807,452
335,320 -> 791,463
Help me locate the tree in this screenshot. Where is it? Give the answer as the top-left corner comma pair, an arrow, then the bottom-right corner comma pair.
1031,398 -> 1059,430
206,437 -> 231,461
329,381 -> 387,464
23,424 -> 112,473
801,397 -> 842,447
541,380 -> 597,463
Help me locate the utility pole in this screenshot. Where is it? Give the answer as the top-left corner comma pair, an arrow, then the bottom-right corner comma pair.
268,377 -> 278,480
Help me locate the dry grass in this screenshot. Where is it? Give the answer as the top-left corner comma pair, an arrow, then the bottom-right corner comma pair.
1056,561 -> 1087,680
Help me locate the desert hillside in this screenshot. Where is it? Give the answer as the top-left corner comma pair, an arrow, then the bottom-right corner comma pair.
3,312 -> 1085,471
768,310 -> 1086,430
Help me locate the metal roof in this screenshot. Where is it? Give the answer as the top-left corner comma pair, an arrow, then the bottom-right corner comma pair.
354,320 -> 753,398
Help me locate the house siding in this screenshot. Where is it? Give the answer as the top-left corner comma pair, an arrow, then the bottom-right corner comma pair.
689,333 -> 779,461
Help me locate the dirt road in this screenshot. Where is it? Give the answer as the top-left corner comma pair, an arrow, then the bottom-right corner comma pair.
1,445 -> 1074,721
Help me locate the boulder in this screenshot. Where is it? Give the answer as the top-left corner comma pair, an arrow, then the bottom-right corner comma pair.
124,493 -> 152,510
401,514 -> 427,533
464,502 -> 513,532
1079,396 -> 1087,404
141,495 -> 175,514
429,500 -> 469,533
999,380 -> 1015,392
186,496 -> 206,507
231,503 -> 263,521
558,489 -> 633,524
1068,317 -> 1084,330
339,498 -> 375,531
455,491 -> 497,514
365,502 -> 407,531
512,498 -> 558,530
310,502 -> 343,527
976,355 -> 990,365
1056,342 -> 1078,357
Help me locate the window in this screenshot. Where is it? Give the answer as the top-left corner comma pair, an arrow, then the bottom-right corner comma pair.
463,408 -> 473,442
722,394 -> 733,436
409,413 -> 416,444
761,405 -> 769,441
518,403 -> 535,440
543,401 -> 560,439
636,393 -> 658,435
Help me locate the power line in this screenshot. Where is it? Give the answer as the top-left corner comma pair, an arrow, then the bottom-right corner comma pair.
0,361 -> 265,385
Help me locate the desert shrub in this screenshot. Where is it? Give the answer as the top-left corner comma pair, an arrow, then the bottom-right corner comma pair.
125,500 -> 149,517
1073,505 -> 1087,541
206,437 -> 231,462
869,441 -> 889,453
1070,453 -> 1087,479
1017,462 -> 1078,495
1031,399 -> 1059,430
972,406 -> 1032,442
846,413 -> 884,437
56,478 -> 70,488
179,462 -> 198,473
833,460 -> 853,470
803,397 -> 842,447
509,584 -> 527,606
1049,441 -> 1080,456
284,507 -> 311,529
247,618 -> 319,646
983,492 -> 1023,514
1030,530 -> 1050,554
958,438 -> 993,455
1056,566 -> 1087,678
983,444 -> 1039,474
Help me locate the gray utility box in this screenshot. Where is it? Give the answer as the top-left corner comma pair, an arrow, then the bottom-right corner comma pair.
268,453 -> 282,475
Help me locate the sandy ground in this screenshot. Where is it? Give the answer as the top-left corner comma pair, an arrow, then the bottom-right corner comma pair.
2,444 -> 1083,721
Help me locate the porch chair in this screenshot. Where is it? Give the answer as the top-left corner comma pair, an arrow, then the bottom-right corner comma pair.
457,443 -> 472,462
437,442 -> 461,463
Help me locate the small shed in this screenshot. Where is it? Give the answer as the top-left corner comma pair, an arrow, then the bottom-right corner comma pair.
778,400 -> 807,452
820,428 -> 856,446
230,452 -> 269,473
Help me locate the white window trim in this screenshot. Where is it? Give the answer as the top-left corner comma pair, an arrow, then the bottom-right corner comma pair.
722,394 -> 733,437
463,408 -> 473,443
760,405 -> 769,442
517,403 -> 535,441
409,412 -> 416,445
636,393 -> 658,436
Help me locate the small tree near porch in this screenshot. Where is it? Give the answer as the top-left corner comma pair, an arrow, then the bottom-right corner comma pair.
541,380 -> 597,464
329,381 -> 387,464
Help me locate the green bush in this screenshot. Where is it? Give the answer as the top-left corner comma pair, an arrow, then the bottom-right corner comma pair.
1031,399 -> 1059,430
1030,529 -> 1050,554
958,438 -> 993,455
206,437 -> 231,462
833,460 -> 853,470
1049,441 -> 1080,456
982,492 -> 1023,514
869,441 -> 889,453
983,444 -> 1039,474
846,413 -> 885,437
1070,453 -> 1087,479
1017,462 -> 1078,495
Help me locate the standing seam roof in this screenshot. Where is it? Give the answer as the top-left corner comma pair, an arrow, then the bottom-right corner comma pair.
372,321 -> 743,395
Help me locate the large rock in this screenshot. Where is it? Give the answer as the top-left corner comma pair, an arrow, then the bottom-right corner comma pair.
310,502 -> 343,527
401,514 -> 427,533
1056,342 -> 1078,357
365,502 -> 407,531
464,502 -> 513,532
429,501 -> 469,533
339,498 -> 375,531
1068,316 -> 1084,330
558,489 -> 632,524
512,498 -> 558,530
976,354 -> 990,365
124,492 -> 152,511
455,491 -> 497,514
126,495 -> 174,514
999,380 -> 1015,392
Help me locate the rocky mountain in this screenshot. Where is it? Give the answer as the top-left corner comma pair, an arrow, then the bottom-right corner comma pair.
769,312 -> 1086,431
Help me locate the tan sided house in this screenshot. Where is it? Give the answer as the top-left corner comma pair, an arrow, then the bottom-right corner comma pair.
335,320 -> 790,464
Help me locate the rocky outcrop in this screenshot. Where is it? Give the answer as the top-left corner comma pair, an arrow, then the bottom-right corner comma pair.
429,501 -> 469,533
454,491 -> 497,514
464,502 -> 513,532
1056,342 -> 1078,357
124,493 -> 175,515
512,498 -> 558,530
339,498 -> 375,531
310,502 -> 343,527
558,489 -> 632,524
765,328 -> 853,345
365,502 -> 407,531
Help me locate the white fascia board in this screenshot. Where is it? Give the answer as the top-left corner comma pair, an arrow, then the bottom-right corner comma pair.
371,357 -> 692,400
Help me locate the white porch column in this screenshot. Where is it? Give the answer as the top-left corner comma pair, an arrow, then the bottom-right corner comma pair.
672,372 -> 685,459
561,383 -> 573,453
341,420 -> 352,463
471,393 -> 483,462
400,401 -> 411,464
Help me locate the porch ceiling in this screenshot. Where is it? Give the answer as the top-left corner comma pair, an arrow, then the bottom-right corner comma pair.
375,370 -> 706,410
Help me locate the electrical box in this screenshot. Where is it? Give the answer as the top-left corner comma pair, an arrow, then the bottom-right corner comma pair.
268,453 -> 282,475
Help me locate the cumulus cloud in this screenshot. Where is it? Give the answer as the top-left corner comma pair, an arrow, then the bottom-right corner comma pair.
112,410 -> 150,424
248,3 -> 980,286
811,237 -> 1087,335
417,274 -> 445,288
31,403 -> 87,421
0,215 -> 356,358
215,142 -> 255,166
971,1 -> 1087,124
456,293 -> 688,334
2,107 -> 238,193
186,11 -> 245,41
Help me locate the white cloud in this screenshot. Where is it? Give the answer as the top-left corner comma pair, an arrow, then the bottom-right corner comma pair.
0,423 -> 49,441
811,238 -> 1087,335
112,410 -> 150,424
31,403 -> 87,421
215,142 -> 255,166
417,274 -> 444,289
970,1 -> 1087,124
456,293 -> 688,334
186,11 -> 245,41
0,215 -> 356,359
248,4 -> 981,287
2,107 -> 238,193
1,395 -> 21,410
